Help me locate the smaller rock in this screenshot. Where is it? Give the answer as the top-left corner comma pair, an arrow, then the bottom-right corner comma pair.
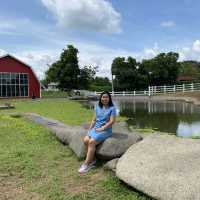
103,158 -> 119,172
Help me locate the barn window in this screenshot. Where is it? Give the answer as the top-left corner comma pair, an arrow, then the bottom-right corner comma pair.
0,72 -> 29,97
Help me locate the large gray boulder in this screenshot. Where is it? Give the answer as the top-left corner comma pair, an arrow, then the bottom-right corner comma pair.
116,134 -> 200,200
96,131 -> 142,160
22,113 -> 142,161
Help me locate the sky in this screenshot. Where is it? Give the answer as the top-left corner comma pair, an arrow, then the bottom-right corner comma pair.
1,0 -> 200,79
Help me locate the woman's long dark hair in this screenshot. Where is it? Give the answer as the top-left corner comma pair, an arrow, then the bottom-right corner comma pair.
98,91 -> 113,108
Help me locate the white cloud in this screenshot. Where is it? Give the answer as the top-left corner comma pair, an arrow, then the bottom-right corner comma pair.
5,39 -> 200,81
14,50 -> 58,80
179,40 -> 200,61
41,0 -> 121,33
160,20 -> 176,27
0,49 -> 7,56
192,40 -> 200,52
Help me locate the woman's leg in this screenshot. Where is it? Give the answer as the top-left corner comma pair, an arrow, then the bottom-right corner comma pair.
83,136 -> 90,154
84,138 -> 100,165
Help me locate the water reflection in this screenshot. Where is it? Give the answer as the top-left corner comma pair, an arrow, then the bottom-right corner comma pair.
81,100 -> 200,138
177,122 -> 200,138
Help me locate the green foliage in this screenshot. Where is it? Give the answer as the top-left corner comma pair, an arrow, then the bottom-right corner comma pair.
111,52 -> 180,90
89,77 -> 112,92
45,45 -> 80,90
45,45 -> 98,91
141,52 -> 180,86
179,61 -> 200,82
78,66 -> 96,90
112,57 -> 138,91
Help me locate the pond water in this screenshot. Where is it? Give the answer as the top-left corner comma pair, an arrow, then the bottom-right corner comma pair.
81,99 -> 200,138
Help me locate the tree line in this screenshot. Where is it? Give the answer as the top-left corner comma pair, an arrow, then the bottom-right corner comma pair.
42,45 -> 200,91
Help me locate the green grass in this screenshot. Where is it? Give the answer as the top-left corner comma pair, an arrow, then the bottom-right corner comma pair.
0,99 -> 93,125
0,114 -> 152,200
0,99 -> 125,125
0,99 -> 149,199
41,91 -> 69,98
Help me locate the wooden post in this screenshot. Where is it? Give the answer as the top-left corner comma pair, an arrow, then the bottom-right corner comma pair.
148,86 -> 151,97
191,83 -> 194,92
183,84 -> 185,93
164,85 -> 166,94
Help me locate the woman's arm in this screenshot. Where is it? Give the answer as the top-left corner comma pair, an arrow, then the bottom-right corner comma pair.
96,116 -> 116,132
88,113 -> 96,130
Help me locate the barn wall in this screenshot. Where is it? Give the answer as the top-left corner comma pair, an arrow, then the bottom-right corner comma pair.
0,56 -> 40,98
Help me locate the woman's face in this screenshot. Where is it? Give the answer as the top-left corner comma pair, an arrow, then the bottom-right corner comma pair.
101,94 -> 109,106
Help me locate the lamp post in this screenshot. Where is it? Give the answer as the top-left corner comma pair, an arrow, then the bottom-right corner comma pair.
111,74 -> 115,96
148,71 -> 152,97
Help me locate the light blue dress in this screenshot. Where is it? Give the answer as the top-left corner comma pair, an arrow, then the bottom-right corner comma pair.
88,105 -> 117,142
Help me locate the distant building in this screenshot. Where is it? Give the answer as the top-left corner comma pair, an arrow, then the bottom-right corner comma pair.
47,82 -> 59,91
177,75 -> 196,82
0,54 -> 41,98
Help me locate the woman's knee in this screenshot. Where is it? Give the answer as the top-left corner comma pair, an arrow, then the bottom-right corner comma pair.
88,138 -> 97,146
83,136 -> 90,145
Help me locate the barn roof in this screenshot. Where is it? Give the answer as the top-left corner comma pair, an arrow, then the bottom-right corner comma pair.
0,54 -> 40,84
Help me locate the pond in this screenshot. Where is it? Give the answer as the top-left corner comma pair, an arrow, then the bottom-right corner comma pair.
81,99 -> 200,138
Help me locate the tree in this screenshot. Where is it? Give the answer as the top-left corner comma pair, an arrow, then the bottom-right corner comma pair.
179,61 -> 200,80
45,45 -> 80,90
89,77 -> 111,91
78,66 -> 96,90
111,56 -> 138,91
141,52 -> 180,86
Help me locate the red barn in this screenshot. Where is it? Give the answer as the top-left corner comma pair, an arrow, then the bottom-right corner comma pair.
0,54 -> 41,98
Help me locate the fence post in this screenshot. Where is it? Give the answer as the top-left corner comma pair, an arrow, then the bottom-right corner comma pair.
191,83 -> 194,92
173,85 -> 176,93
134,91 -> 136,96
164,85 -> 166,94
183,84 -> 185,93
148,86 -> 151,96
123,91 -> 125,96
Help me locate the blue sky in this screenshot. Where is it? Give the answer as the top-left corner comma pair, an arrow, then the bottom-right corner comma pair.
1,0 -> 200,79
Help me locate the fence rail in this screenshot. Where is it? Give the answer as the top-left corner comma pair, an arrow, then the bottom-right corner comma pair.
95,82 -> 200,96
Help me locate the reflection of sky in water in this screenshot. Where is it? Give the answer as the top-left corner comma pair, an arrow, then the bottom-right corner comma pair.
87,100 -> 200,138
177,122 -> 200,138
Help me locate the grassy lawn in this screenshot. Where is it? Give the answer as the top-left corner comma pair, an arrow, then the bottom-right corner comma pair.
0,99 -> 152,200
0,99 -> 93,125
41,91 -> 69,98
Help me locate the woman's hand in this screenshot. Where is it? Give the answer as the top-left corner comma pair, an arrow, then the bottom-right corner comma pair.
95,127 -> 104,132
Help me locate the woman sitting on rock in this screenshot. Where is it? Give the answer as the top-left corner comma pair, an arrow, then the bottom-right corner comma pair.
78,91 -> 116,173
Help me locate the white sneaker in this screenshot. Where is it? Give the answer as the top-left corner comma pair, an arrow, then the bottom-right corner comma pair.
89,159 -> 96,166
78,163 -> 95,173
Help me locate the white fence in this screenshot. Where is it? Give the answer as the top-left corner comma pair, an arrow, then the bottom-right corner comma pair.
95,82 -> 200,96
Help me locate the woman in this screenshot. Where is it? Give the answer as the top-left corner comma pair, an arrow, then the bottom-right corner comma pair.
78,91 -> 116,173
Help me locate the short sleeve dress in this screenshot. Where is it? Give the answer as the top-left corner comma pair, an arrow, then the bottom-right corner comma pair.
87,105 -> 117,142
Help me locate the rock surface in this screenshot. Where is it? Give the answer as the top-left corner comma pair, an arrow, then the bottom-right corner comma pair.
116,134 -> 200,200
96,131 -> 142,160
103,158 -> 119,172
23,113 -> 142,161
